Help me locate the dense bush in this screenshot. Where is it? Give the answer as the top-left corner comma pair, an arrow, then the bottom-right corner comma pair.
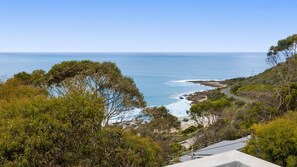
0,78 -> 47,102
0,61 -> 169,166
245,111 -> 297,167
236,84 -> 275,93
0,91 -> 105,166
207,89 -> 226,101
230,83 -> 242,94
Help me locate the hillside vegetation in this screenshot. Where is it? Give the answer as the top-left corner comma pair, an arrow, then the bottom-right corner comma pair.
189,34 -> 297,166
0,61 -> 182,166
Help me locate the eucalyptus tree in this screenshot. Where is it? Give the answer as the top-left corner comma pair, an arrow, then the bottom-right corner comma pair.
189,98 -> 230,127
267,34 -> 297,111
0,85 -> 163,166
267,34 -> 297,66
141,106 -> 180,134
46,60 -> 146,126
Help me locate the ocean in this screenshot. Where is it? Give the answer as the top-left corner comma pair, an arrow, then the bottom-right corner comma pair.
0,52 -> 269,116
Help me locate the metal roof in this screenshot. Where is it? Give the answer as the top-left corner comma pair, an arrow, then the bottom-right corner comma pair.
180,136 -> 251,162
195,135 -> 251,156
169,150 -> 280,167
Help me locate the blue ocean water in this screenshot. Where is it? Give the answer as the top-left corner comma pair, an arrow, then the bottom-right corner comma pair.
0,52 -> 269,116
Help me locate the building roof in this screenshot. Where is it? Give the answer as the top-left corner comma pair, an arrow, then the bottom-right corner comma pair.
180,136 -> 250,162
168,150 -> 280,167
195,135 -> 250,156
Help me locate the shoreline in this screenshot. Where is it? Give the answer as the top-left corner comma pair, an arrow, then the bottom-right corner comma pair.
185,80 -> 226,103
177,80 -> 226,130
187,80 -> 227,88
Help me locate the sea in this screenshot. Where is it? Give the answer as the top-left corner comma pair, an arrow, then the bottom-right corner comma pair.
0,52 -> 269,117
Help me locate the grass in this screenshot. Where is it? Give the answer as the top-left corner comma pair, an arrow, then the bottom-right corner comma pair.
237,84 -> 275,93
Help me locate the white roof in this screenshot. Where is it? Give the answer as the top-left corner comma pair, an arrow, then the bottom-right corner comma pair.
168,150 -> 280,167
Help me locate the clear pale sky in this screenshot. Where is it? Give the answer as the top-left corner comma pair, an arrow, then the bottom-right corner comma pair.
0,0 -> 296,52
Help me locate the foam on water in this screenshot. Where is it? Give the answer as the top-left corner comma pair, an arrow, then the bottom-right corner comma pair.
170,79 -> 222,83
165,99 -> 190,117
165,89 -> 207,116
163,79 -> 216,116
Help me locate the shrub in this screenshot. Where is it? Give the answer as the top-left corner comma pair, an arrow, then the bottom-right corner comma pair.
181,125 -> 198,135
245,111 -> 297,166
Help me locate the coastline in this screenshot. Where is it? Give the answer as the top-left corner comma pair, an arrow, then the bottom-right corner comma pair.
121,80 -> 227,131
185,80 -> 227,103
177,80 -> 226,130
187,80 -> 227,88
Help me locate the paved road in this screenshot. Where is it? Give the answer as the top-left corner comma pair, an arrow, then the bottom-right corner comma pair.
221,87 -> 254,103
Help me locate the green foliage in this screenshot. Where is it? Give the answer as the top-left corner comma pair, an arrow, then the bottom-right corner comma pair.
211,98 -> 231,110
207,89 -> 226,101
181,125 -> 198,135
0,83 -> 165,166
46,60 -> 146,125
279,83 -> 297,111
230,83 -> 242,94
236,84 -> 275,93
142,106 -> 181,133
137,107 -> 181,163
0,78 -> 47,102
245,111 -> 297,166
13,71 -> 32,84
169,142 -> 182,157
0,61 -> 169,166
267,34 -> 297,65
14,70 -> 47,87
224,77 -> 246,86
286,156 -> 297,167
190,35 -> 297,165
235,103 -> 279,133
12,60 -> 146,126
190,98 -> 231,115
94,128 -> 164,167
189,97 -> 231,130
234,100 -> 245,107
0,91 -> 104,166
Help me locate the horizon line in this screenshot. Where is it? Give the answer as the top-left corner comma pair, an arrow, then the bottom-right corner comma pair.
0,51 -> 267,53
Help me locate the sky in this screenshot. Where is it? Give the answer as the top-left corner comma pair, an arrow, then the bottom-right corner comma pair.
0,0 -> 296,52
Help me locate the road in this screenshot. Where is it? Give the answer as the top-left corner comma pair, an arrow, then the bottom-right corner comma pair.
221,87 -> 254,103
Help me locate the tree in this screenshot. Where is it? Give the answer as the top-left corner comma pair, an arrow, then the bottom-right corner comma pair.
189,98 -> 230,127
93,127 -> 164,167
245,111 -> 297,166
136,107 -> 181,162
14,70 -> 47,87
46,60 -> 146,126
0,74 -> 166,166
267,34 -> 297,66
0,90 -> 105,166
141,106 -> 180,133
13,71 -> 32,85
267,34 -> 297,112
0,78 -> 47,102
